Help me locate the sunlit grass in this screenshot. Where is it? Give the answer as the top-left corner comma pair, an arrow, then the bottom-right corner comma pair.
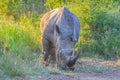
0,15 -> 62,80
0,17 -> 41,59
0,16 -> 43,79
75,58 -> 119,73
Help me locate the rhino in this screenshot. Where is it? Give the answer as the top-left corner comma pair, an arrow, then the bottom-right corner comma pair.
40,7 -> 80,70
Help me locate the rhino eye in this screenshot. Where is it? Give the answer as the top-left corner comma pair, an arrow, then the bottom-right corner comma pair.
56,25 -> 60,34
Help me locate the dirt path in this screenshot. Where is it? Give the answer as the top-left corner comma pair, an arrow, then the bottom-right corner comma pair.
32,58 -> 120,80
38,70 -> 120,80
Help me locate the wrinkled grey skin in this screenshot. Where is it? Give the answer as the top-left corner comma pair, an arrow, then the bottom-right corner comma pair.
40,7 -> 80,70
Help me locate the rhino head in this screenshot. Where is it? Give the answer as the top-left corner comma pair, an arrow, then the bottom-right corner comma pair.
54,7 -> 80,70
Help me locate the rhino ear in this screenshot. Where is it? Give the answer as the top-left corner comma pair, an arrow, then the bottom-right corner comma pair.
56,25 -> 60,34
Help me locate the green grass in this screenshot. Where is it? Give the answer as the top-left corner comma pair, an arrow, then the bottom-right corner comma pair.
0,17 -> 62,80
0,54 -> 26,77
0,17 -> 42,79
0,17 -> 41,59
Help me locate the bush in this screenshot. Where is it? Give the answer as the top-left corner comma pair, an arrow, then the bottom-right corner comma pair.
88,9 -> 120,59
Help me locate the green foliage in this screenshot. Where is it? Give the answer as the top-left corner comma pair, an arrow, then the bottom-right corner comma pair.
0,19 -> 41,60
0,0 -> 45,20
89,9 -> 120,59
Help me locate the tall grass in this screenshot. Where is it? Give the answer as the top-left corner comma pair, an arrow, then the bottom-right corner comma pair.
0,16 -> 41,79
0,17 -> 41,59
0,0 -> 48,79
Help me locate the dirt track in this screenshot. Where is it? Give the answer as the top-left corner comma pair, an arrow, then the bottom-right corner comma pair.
32,58 -> 120,80
38,70 -> 120,80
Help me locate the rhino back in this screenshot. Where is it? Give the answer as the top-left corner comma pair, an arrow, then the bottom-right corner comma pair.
40,7 -> 80,42
40,8 -> 59,42
56,7 -> 80,41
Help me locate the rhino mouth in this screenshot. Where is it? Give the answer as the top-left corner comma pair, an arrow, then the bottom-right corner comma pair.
57,49 -> 79,69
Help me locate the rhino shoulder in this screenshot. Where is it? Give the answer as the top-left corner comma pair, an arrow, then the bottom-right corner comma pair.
40,8 -> 59,33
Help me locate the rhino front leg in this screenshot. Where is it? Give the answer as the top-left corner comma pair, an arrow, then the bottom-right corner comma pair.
42,37 -> 50,66
56,50 -> 67,70
42,51 -> 49,66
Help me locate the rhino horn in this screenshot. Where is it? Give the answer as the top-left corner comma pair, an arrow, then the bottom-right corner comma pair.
67,52 -> 79,67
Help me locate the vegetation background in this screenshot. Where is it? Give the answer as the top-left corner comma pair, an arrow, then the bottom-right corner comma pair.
0,0 -> 120,80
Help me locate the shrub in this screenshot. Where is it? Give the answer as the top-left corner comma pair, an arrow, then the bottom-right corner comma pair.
88,9 -> 120,59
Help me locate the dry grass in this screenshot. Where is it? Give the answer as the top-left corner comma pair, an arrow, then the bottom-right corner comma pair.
74,58 -> 120,73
